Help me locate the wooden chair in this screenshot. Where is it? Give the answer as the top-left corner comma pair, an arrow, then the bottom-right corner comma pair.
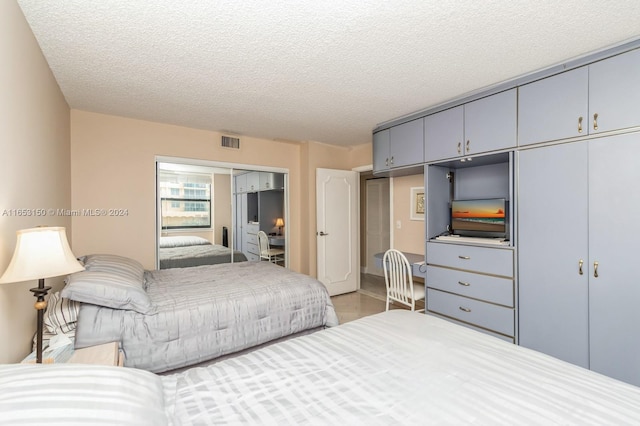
257,231 -> 285,265
383,249 -> 425,312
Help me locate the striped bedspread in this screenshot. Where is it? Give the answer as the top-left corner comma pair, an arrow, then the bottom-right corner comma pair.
3,311 -> 640,425
163,311 -> 640,425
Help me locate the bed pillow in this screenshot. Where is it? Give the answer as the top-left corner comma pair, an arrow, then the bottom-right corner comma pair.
44,291 -> 79,335
61,271 -> 156,314
159,235 -> 212,248
80,253 -> 145,284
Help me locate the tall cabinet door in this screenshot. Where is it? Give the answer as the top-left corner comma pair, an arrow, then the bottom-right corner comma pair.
518,142 -> 589,367
372,129 -> 390,173
589,132 -> 640,386
589,48 -> 640,134
424,105 -> 464,162
464,88 -> 517,155
389,118 -> 424,168
518,67 -> 588,146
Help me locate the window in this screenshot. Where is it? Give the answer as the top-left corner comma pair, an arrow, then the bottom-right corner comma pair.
159,171 -> 212,229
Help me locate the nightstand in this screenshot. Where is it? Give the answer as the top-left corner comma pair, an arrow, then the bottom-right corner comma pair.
69,342 -> 124,366
22,341 -> 124,366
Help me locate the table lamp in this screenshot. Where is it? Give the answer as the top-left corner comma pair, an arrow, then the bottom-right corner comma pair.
275,218 -> 284,236
0,227 -> 84,363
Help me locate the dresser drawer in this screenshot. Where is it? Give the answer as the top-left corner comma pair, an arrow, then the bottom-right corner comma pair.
427,289 -> 514,336
426,242 -> 513,277
245,232 -> 258,246
245,252 -> 260,262
247,242 -> 260,256
245,222 -> 260,234
426,265 -> 514,307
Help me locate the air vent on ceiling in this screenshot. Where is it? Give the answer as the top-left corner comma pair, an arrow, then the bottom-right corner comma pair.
221,135 -> 240,149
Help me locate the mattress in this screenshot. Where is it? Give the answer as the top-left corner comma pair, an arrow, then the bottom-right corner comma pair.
164,311 -> 640,424
3,311 -> 640,425
159,243 -> 247,269
75,261 -> 338,373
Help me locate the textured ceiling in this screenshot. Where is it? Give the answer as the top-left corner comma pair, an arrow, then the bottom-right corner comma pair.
17,0 -> 640,147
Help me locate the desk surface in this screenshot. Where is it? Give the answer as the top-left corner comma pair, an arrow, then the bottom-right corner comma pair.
269,236 -> 285,246
374,251 -> 426,278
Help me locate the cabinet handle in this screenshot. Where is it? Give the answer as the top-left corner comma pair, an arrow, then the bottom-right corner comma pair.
578,259 -> 584,275
458,255 -> 470,260
458,281 -> 470,286
390,156 -> 394,165
459,306 -> 471,313
594,261 -> 599,278
593,113 -> 599,131
466,140 -> 470,153
578,116 -> 583,133
385,158 -> 389,167
457,142 -> 461,154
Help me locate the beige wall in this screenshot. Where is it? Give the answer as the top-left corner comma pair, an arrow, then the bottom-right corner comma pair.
392,174 -> 425,255
0,1 -> 72,363
70,110 -> 304,271
70,111 -> 371,276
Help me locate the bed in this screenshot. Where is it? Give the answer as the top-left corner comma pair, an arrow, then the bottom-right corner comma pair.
158,235 -> 247,269
3,310 -> 640,425
61,254 -> 338,373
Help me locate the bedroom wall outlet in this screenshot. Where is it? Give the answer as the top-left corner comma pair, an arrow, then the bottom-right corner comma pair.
396,220 -> 401,229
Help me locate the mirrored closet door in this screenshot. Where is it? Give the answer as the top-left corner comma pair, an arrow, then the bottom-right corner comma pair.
156,159 -> 288,270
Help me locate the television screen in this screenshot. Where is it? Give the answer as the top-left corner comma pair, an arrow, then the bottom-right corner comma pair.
451,198 -> 507,238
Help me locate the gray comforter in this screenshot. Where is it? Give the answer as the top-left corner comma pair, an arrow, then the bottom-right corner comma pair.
159,244 -> 247,269
75,261 -> 338,373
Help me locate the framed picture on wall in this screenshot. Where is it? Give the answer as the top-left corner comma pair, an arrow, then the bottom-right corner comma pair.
410,187 -> 425,221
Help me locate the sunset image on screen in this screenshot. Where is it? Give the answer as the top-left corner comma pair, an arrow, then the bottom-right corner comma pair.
451,199 -> 506,234
452,199 -> 505,218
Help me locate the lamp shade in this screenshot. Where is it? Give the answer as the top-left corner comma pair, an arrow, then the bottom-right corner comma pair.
0,227 -> 84,284
275,218 -> 284,227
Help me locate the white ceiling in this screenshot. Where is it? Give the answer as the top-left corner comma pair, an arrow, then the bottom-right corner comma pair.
17,0 -> 640,147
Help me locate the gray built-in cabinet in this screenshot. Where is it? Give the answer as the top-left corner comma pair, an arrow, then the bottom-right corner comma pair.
518,48 -> 640,146
519,133 -> 640,386
373,118 -> 424,173
424,89 -> 517,162
373,41 -> 640,386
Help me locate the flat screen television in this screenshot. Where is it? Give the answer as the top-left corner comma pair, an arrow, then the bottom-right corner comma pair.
450,198 -> 508,239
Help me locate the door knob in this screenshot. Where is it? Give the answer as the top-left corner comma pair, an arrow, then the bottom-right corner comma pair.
318,231 -> 329,236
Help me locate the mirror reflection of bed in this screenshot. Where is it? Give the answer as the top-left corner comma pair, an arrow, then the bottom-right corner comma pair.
156,160 -> 287,269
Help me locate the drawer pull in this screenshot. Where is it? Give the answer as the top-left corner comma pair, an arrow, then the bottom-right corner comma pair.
458,281 -> 471,286
459,306 -> 471,313
458,255 -> 470,260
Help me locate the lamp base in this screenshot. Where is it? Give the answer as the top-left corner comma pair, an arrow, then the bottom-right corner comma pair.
30,279 -> 51,364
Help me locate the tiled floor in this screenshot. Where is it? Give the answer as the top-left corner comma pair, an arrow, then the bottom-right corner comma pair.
331,273 -> 425,324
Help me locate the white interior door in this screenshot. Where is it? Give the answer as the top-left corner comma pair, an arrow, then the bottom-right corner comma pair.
316,168 -> 358,296
365,178 -> 390,276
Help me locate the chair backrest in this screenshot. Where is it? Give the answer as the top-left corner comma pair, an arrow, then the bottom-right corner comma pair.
383,249 -> 415,307
257,231 -> 269,256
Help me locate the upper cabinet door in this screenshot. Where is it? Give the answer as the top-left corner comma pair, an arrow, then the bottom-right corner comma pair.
464,89 -> 517,155
372,129 -> 390,173
589,48 -> 640,134
424,105 -> 464,162
518,68 -> 589,147
389,118 -> 424,168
